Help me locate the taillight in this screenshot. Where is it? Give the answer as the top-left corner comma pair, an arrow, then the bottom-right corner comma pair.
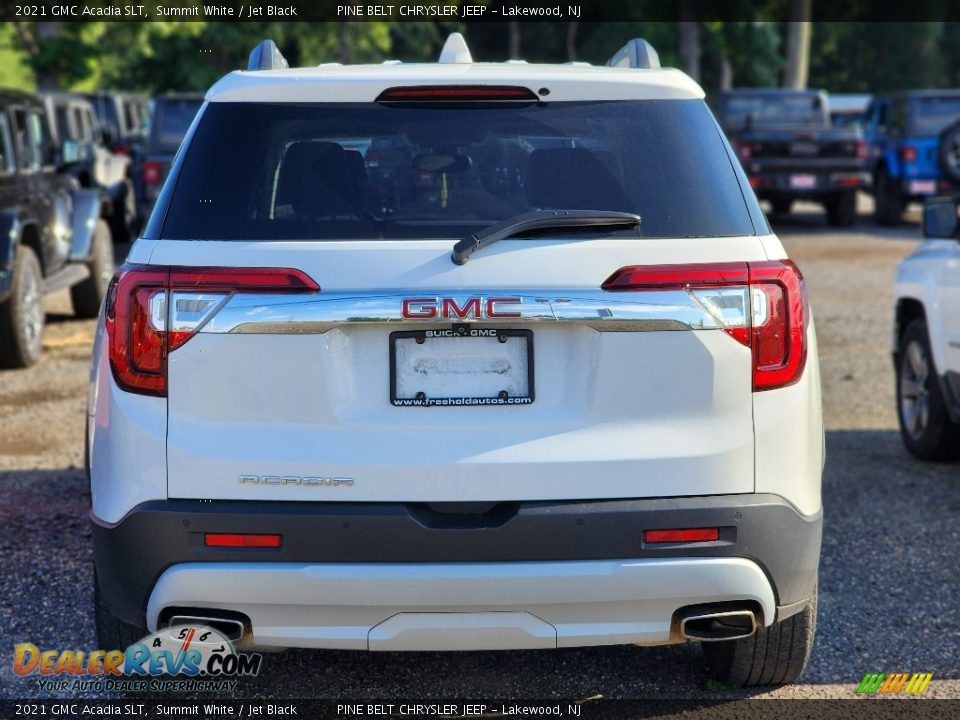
899,145 -> 918,164
602,260 -> 807,391
854,140 -> 868,161
111,144 -> 130,156
105,265 -> 319,396
736,141 -> 752,161
142,161 -> 162,185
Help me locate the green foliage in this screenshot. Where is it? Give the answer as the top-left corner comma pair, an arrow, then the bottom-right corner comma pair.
4,18 -> 960,100
0,25 -> 35,91
809,22 -> 946,92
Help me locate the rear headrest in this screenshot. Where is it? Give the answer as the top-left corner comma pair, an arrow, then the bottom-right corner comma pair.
525,148 -> 630,211
276,141 -> 367,217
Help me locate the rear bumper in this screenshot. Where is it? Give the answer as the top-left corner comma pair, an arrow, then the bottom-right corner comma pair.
898,176 -> 958,198
749,169 -> 868,197
147,558 -> 776,650
93,494 -> 821,648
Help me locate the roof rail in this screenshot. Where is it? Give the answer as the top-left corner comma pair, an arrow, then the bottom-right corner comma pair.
605,39 -> 660,70
248,39 -> 288,71
439,33 -> 473,64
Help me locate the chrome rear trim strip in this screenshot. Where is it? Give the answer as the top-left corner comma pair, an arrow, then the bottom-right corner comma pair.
200,289 -> 727,334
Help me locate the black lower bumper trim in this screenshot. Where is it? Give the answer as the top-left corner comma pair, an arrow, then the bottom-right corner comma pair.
92,494 -> 822,627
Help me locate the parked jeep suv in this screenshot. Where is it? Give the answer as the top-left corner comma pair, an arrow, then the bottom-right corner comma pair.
89,37 -> 823,686
864,90 -> 960,225
0,90 -> 114,367
40,92 -> 138,241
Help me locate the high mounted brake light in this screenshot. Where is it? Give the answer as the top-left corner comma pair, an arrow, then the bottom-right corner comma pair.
602,260 -> 808,391
376,86 -> 539,102
105,265 -> 319,396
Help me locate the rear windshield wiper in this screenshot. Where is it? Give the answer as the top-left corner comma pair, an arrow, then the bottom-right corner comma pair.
451,209 -> 641,265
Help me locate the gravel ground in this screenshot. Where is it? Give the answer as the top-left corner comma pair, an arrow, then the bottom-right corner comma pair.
1,205 -> 958,701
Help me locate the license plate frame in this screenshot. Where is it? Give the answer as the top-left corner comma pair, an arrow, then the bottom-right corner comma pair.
390,328 -> 535,407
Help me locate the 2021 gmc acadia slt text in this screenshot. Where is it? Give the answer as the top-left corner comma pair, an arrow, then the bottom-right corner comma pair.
88,36 -> 824,686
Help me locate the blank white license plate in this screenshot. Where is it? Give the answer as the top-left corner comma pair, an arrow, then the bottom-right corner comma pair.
789,174 -> 817,189
390,329 -> 534,407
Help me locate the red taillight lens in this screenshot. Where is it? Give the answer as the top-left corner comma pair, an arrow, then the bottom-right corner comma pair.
736,142 -> 752,161
748,261 -> 807,391
602,262 -> 748,290
899,145 -> 918,164
111,144 -> 130,156
205,533 -> 282,548
644,528 -> 719,544
601,260 -> 807,391
854,140 -> 868,161
106,267 -> 168,396
142,161 -> 162,185
376,85 -> 538,102
106,265 -> 319,396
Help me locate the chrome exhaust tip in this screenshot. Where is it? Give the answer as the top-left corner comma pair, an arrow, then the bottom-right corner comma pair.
679,609 -> 757,642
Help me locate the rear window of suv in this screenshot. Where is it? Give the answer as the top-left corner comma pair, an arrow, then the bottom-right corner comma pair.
158,99 -> 758,240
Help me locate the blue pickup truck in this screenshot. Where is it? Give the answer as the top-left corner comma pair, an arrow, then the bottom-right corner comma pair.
864,90 -> 960,225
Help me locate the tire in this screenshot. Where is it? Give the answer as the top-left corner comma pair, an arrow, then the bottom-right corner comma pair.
770,198 -> 792,215
0,245 -> 45,368
71,219 -> 115,319
94,569 -> 147,650
702,588 -> 817,687
110,179 -> 137,243
826,191 -> 856,227
874,169 -> 903,226
938,121 -> 960,183
896,319 -> 960,461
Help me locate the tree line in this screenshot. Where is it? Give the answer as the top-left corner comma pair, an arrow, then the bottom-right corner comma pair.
4,11 -> 960,97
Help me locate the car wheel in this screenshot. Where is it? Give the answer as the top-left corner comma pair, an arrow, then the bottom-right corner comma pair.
938,121 -> 960,183
94,569 -> 147,650
896,319 -> 960,461
702,586 -> 817,687
0,245 -> 45,368
110,179 -> 137,243
874,169 -> 903,226
826,191 -> 856,227
71,219 -> 115,319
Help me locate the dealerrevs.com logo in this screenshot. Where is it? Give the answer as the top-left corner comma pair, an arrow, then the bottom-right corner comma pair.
14,624 -> 262,692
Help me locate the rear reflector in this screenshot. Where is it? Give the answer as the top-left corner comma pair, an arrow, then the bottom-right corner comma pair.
834,175 -> 861,188
205,533 -> 282,548
644,528 -> 719,544
106,265 -> 319,396
376,85 -> 538,102
602,260 -> 808,391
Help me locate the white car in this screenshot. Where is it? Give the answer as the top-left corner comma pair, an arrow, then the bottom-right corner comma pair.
893,198 -> 960,460
87,35 -> 823,687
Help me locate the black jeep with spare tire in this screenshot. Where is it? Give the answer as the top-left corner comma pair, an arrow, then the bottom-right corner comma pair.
0,89 -> 114,368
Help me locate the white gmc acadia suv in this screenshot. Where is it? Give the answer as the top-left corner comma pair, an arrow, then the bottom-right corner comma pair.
894,197 -> 960,461
87,35 -> 824,686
